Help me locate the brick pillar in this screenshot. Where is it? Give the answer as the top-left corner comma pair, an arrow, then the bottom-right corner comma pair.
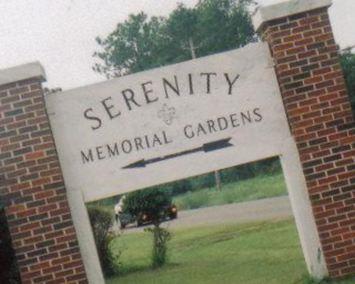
253,0 -> 354,279
0,63 -> 88,283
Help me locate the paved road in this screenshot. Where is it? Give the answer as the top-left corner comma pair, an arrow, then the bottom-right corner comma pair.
116,196 -> 293,234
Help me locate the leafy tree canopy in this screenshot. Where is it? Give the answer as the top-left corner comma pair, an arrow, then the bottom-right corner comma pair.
93,13 -> 167,78
122,187 -> 172,225
93,0 -> 256,78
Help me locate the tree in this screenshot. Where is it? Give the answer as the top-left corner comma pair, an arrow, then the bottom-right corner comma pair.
123,187 -> 172,226
93,13 -> 168,78
195,0 -> 255,56
93,0 -> 256,78
340,51 -> 355,115
122,187 -> 172,268
165,4 -> 200,60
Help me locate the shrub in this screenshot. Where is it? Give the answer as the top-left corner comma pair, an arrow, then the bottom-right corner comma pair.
145,227 -> 171,268
87,206 -> 120,276
177,190 -> 210,210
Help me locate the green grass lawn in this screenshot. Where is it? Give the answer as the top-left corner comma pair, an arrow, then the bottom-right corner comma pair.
173,173 -> 287,210
106,219 -> 355,284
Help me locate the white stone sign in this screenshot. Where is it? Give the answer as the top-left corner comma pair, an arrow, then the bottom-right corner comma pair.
46,42 -> 291,202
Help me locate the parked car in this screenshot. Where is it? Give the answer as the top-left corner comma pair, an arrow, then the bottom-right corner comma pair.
117,203 -> 178,229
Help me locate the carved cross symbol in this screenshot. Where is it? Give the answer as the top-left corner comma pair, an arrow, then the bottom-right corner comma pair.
158,104 -> 177,125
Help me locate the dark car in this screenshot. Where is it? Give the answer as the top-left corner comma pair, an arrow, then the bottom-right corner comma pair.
118,204 -> 178,229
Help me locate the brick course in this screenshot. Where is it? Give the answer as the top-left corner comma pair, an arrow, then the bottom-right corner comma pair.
0,78 -> 88,283
260,7 -> 355,279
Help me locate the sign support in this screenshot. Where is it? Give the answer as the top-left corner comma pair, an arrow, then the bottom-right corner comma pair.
280,138 -> 328,278
67,189 -> 105,284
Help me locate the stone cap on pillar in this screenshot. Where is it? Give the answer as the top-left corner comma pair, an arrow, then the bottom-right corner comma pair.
252,0 -> 332,33
0,61 -> 46,86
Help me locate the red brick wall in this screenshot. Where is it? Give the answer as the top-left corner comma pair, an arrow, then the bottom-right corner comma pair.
260,7 -> 355,279
0,78 -> 88,283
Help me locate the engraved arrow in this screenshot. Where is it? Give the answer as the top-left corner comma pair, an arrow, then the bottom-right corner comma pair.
122,137 -> 233,169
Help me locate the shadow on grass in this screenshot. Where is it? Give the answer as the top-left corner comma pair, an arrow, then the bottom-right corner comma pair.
114,262 -> 182,277
172,229 -> 239,252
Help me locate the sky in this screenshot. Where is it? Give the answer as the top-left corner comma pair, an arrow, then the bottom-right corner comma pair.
0,0 -> 354,90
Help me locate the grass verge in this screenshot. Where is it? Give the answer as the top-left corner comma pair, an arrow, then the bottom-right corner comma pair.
173,173 -> 287,210
106,219 -> 355,284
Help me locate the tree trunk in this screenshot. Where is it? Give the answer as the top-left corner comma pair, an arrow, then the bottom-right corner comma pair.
188,37 -> 197,60
151,224 -> 170,268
